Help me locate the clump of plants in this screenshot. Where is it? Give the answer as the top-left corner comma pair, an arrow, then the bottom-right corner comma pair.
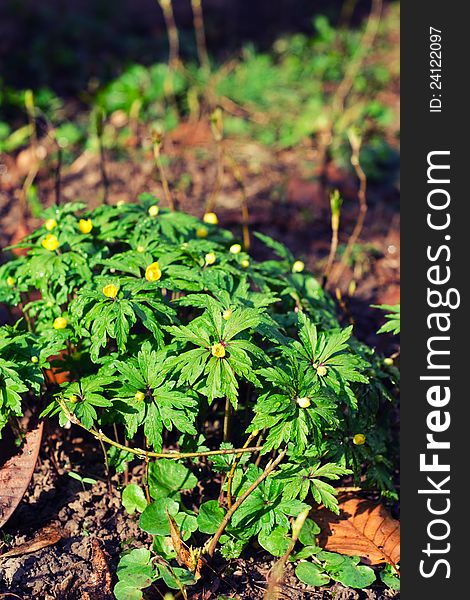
0,197 -> 398,597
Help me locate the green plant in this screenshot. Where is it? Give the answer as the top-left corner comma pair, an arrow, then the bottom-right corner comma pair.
374,304 -> 400,335
0,197 -> 398,596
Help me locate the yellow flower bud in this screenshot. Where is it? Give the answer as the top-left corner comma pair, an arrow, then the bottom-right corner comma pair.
296,397 -> 311,409
203,212 -> 218,225
31,356 -> 39,364
45,218 -> 57,231
222,308 -> 233,320
137,245 -> 145,253
384,357 -> 394,366
353,433 -> 366,446
102,283 -> 119,298
117,200 -> 126,207
240,259 -> 250,269
148,205 -> 159,217
79,219 -> 93,234
145,262 -> 162,282
230,243 -> 242,254
211,343 -> 226,358
6,276 -> 15,287
53,316 -> 68,330
292,260 -> 305,273
251,429 -> 260,437
196,226 -> 208,238
41,234 -> 59,251
69,394 -> 79,404
205,252 -> 216,266
316,365 -> 328,377
134,391 -> 145,402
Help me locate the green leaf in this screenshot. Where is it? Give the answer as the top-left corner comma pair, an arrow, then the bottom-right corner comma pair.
148,460 -> 197,499
139,498 -> 179,536
197,500 -> 226,534
258,526 -> 290,557
295,562 -> 330,586
298,518 -> 320,546
122,484 -> 148,514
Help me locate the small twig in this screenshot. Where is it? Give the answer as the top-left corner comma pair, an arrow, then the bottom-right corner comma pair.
226,153 -> 251,250
206,447 -> 288,557
153,127 -> 175,211
95,109 -> 109,205
191,0 -> 210,71
157,0 -> 180,99
322,189 -> 342,286
205,108 -> 224,214
330,129 -> 368,286
58,400 -> 261,460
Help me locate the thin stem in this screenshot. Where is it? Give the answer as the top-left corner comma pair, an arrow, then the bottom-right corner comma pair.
222,397 -> 232,442
206,447 -> 288,557
98,434 -> 111,493
226,433 -> 255,508
58,401 -> 262,460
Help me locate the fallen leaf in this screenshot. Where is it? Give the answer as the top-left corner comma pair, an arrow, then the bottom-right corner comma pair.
0,422 -> 43,529
314,496 -> 400,567
0,524 -> 62,561
80,539 -> 113,600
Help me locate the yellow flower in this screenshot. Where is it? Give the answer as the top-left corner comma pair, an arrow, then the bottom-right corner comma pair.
79,219 -> 93,234
31,356 -> 39,364
251,429 -> 260,437
353,433 -> 366,446
148,205 -> 159,217
6,276 -> 15,287
296,397 -> 311,409
45,218 -> 57,231
117,200 -> 126,207
211,343 -> 226,358
145,262 -> 162,282
383,357 -> 394,366
203,212 -> 218,225
41,234 -> 59,251
316,365 -> 328,377
240,259 -> 250,269
69,394 -> 79,404
134,391 -> 145,402
230,243 -> 242,254
196,226 -> 208,238
292,260 -> 305,273
137,245 -> 145,253
102,283 -> 119,299
222,308 -> 233,320
205,252 -> 216,265
53,316 -> 68,330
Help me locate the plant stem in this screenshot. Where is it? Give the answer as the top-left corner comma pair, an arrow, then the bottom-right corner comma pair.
58,401 -> 262,460
226,433 -> 255,508
206,447 -> 288,557
222,397 -> 232,442
226,153 -> 251,250
264,508 -> 310,599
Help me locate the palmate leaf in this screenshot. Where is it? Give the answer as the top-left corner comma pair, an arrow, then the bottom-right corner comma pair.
277,460 -> 351,513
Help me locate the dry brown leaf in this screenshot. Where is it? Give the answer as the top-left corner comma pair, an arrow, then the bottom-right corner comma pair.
167,511 -> 202,580
0,422 -> 43,529
0,524 -> 62,561
80,539 -> 113,599
314,496 -> 400,566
